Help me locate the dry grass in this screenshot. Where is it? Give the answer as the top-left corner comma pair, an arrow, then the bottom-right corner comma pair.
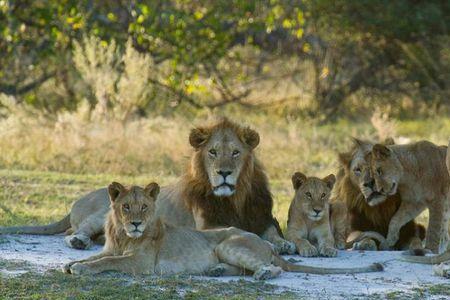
1,109 -> 449,180
0,111 -> 448,228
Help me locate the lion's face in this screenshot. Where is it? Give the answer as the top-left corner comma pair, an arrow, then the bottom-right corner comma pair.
292,172 -> 335,221
370,144 -> 403,200
108,182 -> 160,238
339,138 -> 391,206
189,121 -> 259,197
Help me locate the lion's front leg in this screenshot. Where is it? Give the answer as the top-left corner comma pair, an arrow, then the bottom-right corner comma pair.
382,200 -> 425,250
315,230 -> 338,257
426,201 -> 450,253
69,254 -> 149,275
62,251 -> 111,274
261,225 -> 296,255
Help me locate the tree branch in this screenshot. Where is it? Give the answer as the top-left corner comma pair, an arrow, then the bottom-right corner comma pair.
0,72 -> 56,97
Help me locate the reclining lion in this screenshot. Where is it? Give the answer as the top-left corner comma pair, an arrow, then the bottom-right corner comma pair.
63,182 -> 383,279
1,118 -> 293,253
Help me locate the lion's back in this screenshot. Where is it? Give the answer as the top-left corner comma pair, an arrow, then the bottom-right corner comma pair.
155,183 -> 196,228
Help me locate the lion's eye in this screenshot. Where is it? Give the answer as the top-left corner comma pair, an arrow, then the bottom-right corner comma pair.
321,193 -> 326,198
305,192 -> 312,198
377,168 -> 382,175
232,150 -> 240,157
141,204 -> 148,211
208,149 -> 217,157
123,204 -> 130,211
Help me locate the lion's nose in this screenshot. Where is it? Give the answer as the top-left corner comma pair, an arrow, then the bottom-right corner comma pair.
363,180 -> 374,188
217,170 -> 232,178
131,221 -> 142,228
313,209 -> 322,215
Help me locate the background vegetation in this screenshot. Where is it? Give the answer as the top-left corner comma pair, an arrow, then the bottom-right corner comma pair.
1,0 -> 449,121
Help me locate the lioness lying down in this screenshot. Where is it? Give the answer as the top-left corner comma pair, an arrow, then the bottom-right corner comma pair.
63,182 -> 383,279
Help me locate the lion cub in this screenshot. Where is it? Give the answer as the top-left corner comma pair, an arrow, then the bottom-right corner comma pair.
287,172 -> 347,257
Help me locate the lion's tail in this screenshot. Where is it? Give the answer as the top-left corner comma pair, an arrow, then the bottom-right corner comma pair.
0,214 -> 71,235
401,250 -> 450,264
272,255 -> 383,274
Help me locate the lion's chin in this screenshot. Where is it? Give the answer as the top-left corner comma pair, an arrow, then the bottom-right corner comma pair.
126,230 -> 143,238
213,185 -> 235,197
366,192 -> 387,206
308,214 -> 323,221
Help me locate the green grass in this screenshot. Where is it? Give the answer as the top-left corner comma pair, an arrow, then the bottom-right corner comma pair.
0,169 -> 294,229
0,169 -> 176,227
0,270 -> 298,300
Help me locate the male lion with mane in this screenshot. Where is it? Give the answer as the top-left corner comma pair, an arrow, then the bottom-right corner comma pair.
335,138 -> 425,251
63,181 -> 383,278
155,118 -> 294,253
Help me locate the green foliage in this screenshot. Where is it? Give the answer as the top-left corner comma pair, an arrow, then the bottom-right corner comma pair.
0,0 -> 448,120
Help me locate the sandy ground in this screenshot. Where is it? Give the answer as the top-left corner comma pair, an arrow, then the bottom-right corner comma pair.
0,234 -> 448,298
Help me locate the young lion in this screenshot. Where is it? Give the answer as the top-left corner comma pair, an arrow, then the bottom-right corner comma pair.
370,141 -> 450,253
63,182 -> 383,279
286,172 -> 347,257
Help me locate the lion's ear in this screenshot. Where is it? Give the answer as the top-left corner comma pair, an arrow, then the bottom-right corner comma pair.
383,137 -> 395,145
338,152 -> 352,168
351,137 -> 371,150
189,127 -> 210,149
144,182 -> 160,200
372,144 -> 391,159
292,172 -> 307,190
242,127 -> 260,149
322,174 -> 336,190
108,182 -> 125,202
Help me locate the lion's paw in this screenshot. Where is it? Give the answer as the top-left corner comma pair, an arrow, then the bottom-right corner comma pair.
335,240 -> 346,250
433,263 -> 450,279
65,234 -> 93,250
206,264 -> 227,277
62,262 -> 74,274
272,239 -> 296,255
353,238 -> 377,251
70,263 -> 93,275
253,265 -> 282,280
319,246 -> 338,257
297,243 -> 319,257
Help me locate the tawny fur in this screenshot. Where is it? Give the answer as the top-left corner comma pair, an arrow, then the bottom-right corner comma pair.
369,141 -> 449,253
286,172 -> 346,257
63,182 -> 384,278
0,189 -> 109,250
